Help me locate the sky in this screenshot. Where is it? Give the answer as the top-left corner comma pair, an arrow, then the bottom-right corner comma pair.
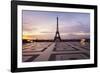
22,10 -> 90,40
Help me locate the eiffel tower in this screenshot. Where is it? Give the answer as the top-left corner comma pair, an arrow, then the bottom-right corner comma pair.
54,17 -> 61,42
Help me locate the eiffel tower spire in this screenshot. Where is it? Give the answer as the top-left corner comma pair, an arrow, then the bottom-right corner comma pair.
54,17 -> 61,41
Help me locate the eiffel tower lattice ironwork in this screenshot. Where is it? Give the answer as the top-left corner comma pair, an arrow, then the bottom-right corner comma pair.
54,17 -> 61,41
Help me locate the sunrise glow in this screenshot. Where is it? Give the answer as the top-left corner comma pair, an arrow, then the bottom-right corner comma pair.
22,10 -> 90,40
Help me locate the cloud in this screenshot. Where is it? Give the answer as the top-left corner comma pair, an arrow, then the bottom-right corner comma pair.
23,23 -> 37,32
60,21 -> 90,33
40,31 -> 54,34
61,32 -> 90,39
